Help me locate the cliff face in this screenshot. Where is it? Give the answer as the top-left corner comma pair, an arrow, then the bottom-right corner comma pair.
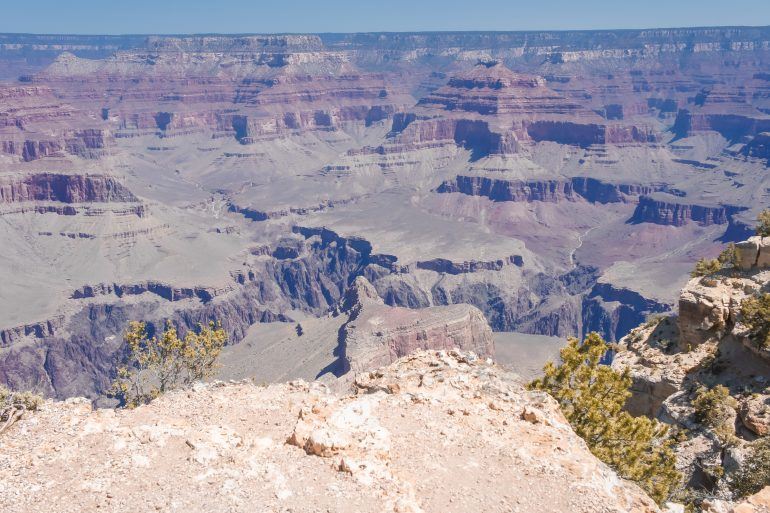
630,196 -> 746,227
0,85 -> 109,161
674,110 -> 770,141
437,175 -> 665,204
526,120 -> 658,145
582,283 -> 672,342
613,240 -> 770,499
0,173 -> 137,204
336,277 -> 495,374
0,350 -> 660,513
388,117 -> 516,158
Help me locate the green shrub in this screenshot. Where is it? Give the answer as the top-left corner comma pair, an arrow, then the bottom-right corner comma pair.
741,293 -> 770,349
757,208 -> 770,238
731,437 -> 770,498
110,320 -> 227,408
644,314 -> 666,329
530,332 -> 680,504
691,258 -> 722,278
692,385 -> 737,432
718,243 -> 738,268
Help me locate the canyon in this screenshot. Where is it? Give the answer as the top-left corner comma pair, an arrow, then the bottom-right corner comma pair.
0,28 -> 769,400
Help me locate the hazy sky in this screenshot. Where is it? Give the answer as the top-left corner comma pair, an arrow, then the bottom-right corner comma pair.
1,0 -> 769,34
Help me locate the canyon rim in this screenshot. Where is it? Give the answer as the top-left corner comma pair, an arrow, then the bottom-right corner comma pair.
2,3 -> 770,511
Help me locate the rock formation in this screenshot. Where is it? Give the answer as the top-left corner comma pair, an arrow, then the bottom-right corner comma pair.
704,486 -> 770,513
437,175 -> 667,204
613,237 -> 770,504
0,173 -> 137,203
1,27 -> 770,406
630,196 -> 746,228
0,350 -> 661,513
334,277 -> 494,374
0,85 -> 108,161
736,237 -> 770,271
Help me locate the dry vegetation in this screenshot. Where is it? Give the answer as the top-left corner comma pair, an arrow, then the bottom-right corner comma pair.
110,320 -> 227,407
0,385 -> 42,435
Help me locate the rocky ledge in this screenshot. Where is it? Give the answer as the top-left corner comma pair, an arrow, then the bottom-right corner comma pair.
613,236 -> 770,501
0,350 -> 660,513
615,237 -> 770,417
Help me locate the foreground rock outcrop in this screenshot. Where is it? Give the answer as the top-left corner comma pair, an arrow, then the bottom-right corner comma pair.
0,350 -> 660,513
613,237 -> 770,505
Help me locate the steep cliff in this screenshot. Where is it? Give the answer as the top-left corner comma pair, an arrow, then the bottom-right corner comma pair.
630,196 -> 746,227
335,277 -> 495,374
613,238 -> 770,503
437,175 -> 666,204
0,173 -> 137,204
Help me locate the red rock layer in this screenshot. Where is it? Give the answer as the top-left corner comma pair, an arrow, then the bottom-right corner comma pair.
418,63 -> 586,116
0,85 -> 109,161
630,195 -> 746,227
30,47 -> 413,140
391,62 -> 659,152
0,173 -> 137,203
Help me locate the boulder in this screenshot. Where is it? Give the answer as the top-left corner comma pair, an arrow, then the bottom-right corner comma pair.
736,236 -> 770,271
739,394 -> 770,436
736,238 -> 761,271
727,486 -> 770,512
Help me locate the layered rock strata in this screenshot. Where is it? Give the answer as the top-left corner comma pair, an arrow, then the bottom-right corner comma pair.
334,277 -> 495,374
0,85 -> 108,161
437,175 -> 668,204
0,173 -> 137,203
630,196 -> 746,227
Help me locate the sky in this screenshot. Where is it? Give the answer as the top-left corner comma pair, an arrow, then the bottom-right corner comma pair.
0,0 -> 768,34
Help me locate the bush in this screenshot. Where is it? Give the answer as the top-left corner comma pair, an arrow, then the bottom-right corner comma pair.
110,320 -> 227,407
0,385 -> 43,434
691,258 -> 722,278
741,293 -> 770,349
530,332 -> 680,504
692,385 -> 737,430
644,314 -> 666,329
757,208 -> 770,238
731,437 -> 770,498
718,243 -> 738,268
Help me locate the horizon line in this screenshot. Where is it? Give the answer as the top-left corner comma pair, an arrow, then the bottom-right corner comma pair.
2,24 -> 770,38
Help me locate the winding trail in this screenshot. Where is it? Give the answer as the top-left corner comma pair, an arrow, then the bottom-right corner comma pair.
570,226 -> 598,267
